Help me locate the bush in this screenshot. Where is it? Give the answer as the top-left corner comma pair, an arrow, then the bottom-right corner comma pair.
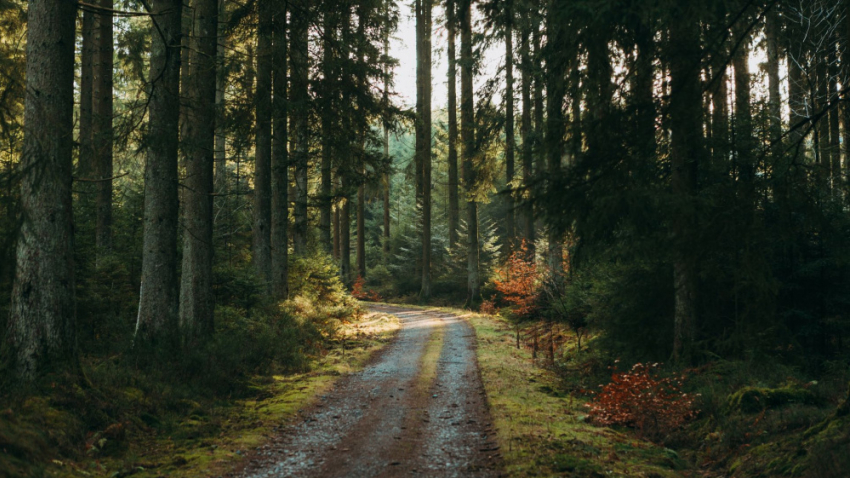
479,298 -> 497,315
586,362 -> 698,442
492,241 -> 540,318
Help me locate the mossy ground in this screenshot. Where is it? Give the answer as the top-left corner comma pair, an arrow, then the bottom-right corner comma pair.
466,310 -> 687,477
0,310 -> 399,478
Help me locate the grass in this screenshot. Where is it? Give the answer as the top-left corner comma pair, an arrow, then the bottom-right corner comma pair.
0,309 -> 400,478
466,310 -> 689,478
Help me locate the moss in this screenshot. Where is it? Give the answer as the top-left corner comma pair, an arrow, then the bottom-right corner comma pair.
727,386 -> 817,414
467,310 -> 688,478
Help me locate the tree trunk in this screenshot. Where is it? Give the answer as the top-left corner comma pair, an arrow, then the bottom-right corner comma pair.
828,37 -> 841,187
254,0 -> 273,293
383,0 -> 391,261
545,0 -> 566,273
135,0 -> 182,345
271,0 -> 289,299
532,19 -> 544,178
447,0 -> 460,250
93,0 -> 114,256
179,0 -> 218,342
709,6 -> 729,165
504,0 -> 515,256
333,205 -> 341,261
460,0 -> 479,304
633,12 -> 655,158
78,8 -> 95,224
816,48 -> 829,176
732,20 -> 754,198
357,177 -> 367,279
787,21 -> 807,160
766,8 -> 782,145
669,3 -> 703,363
6,0 -> 77,379
214,0 -> 228,200
320,9 -> 336,254
292,0 -> 309,256
843,3 -> 850,178
519,11 -> 534,256
419,0 -> 432,299
340,183 -> 352,284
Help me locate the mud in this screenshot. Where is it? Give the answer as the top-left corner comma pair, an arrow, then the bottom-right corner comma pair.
230,305 -> 503,478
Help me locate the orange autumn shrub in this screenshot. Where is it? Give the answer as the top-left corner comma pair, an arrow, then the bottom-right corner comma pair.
351,276 -> 382,302
586,362 -> 698,441
479,297 -> 497,315
493,241 -> 540,318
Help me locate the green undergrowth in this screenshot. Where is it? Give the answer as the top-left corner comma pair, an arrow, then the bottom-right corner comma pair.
669,359 -> 849,478
467,311 -> 687,477
0,306 -> 400,478
463,309 -> 849,478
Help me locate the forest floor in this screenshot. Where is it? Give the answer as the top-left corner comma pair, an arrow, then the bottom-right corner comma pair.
8,304 -> 841,477
0,309 -> 401,478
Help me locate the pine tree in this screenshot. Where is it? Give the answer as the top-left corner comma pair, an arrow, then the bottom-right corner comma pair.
7,0 -> 78,379
135,0 -> 183,344
180,0 -> 219,341
253,0 -> 273,293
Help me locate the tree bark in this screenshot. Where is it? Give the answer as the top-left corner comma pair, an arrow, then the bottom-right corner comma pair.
271,0 -> 289,299
669,3 -> 703,363
78,8 -> 95,223
214,0 -> 227,201
447,0 -> 460,249
545,0 -> 566,273
254,0 -> 273,293
357,176 -> 367,279
93,0 -> 114,256
519,10 -> 534,256
633,12 -> 655,159
135,0 -> 182,345
419,0 -> 432,299
732,20 -> 754,198
179,0 -> 218,342
333,204 -> 341,260
532,17 -> 544,178
816,47 -> 829,175
709,6 -> 729,164
292,0 -> 309,256
504,0 -> 515,256
766,8 -> 782,145
460,0 -> 478,304
320,8 -> 336,254
844,2 -> 850,176
383,2 -> 391,262
828,36 -> 841,187
340,181 -> 352,284
787,18 -> 807,160
6,0 -> 77,379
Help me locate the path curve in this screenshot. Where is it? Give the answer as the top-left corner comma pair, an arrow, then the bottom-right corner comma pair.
230,304 -> 503,478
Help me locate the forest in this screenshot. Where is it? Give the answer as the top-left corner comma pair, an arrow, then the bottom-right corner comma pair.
1,0 -> 849,476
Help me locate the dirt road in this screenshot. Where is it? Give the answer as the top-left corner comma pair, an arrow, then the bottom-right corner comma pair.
230,305 -> 503,478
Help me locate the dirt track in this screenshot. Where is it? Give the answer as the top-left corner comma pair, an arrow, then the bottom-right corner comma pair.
230,305 -> 503,477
